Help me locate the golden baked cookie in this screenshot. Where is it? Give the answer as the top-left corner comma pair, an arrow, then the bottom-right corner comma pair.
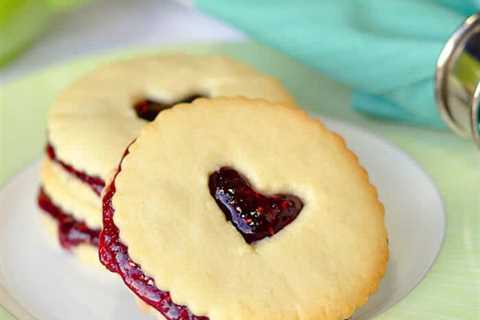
38,211 -> 100,268
38,158 -> 101,266
38,54 -> 295,256
99,98 -> 388,320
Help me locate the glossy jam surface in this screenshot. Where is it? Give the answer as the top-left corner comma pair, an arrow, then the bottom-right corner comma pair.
99,149 -> 208,320
38,188 -> 100,250
134,95 -> 205,122
209,167 -> 303,244
46,144 -> 105,196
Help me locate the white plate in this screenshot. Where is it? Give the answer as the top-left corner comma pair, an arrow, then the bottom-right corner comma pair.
0,119 -> 445,320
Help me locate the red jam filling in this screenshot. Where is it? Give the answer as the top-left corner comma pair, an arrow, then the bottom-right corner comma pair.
99,148 -> 208,320
133,95 -> 205,122
46,144 -> 105,196
46,95 -> 205,193
37,188 -> 100,250
208,167 -> 303,244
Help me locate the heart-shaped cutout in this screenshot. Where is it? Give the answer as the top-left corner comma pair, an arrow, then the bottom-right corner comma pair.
208,167 -> 303,244
133,94 -> 206,122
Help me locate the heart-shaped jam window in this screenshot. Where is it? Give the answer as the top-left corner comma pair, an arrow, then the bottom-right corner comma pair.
133,94 -> 205,122
208,167 -> 303,244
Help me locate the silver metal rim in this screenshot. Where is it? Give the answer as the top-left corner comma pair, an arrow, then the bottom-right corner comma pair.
435,12 -> 480,138
472,82 -> 480,147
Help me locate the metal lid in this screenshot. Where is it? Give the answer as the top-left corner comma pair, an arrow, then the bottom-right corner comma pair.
436,12 -> 480,148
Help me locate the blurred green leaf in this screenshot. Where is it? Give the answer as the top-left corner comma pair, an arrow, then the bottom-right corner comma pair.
0,0 -> 91,67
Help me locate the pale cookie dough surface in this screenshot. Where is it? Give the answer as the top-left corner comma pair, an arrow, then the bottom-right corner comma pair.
113,98 -> 388,320
40,158 -> 102,228
48,54 -> 295,179
39,214 -> 102,269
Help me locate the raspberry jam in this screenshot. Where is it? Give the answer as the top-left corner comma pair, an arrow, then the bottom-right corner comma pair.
208,167 -> 303,244
99,148 -> 208,320
46,143 -> 105,196
37,188 -> 100,250
133,95 -> 205,122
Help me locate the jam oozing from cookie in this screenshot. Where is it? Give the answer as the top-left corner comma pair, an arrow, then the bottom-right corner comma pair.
38,188 -> 100,250
133,94 -> 205,122
100,148 -> 208,320
46,143 -> 105,196
208,167 -> 303,244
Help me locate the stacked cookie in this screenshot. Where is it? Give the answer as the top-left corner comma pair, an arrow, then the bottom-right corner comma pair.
38,54 -> 388,320
38,54 -> 295,263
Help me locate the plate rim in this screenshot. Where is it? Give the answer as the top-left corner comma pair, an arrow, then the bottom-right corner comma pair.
0,117 -> 447,320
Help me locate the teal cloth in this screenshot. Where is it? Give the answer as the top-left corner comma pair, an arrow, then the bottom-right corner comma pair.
195,0 -> 479,128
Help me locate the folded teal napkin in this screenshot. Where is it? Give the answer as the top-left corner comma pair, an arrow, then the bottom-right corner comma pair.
196,0 -> 479,128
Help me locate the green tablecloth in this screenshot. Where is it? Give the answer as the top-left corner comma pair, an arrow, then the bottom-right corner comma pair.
0,42 -> 478,319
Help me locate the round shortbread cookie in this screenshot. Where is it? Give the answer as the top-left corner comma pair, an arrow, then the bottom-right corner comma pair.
39,213 -> 101,268
40,158 -> 101,228
39,161 -> 101,262
105,98 -> 388,320
48,54 -> 295,181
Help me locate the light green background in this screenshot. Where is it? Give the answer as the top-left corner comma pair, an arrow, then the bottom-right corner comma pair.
0,42 -> 478,319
